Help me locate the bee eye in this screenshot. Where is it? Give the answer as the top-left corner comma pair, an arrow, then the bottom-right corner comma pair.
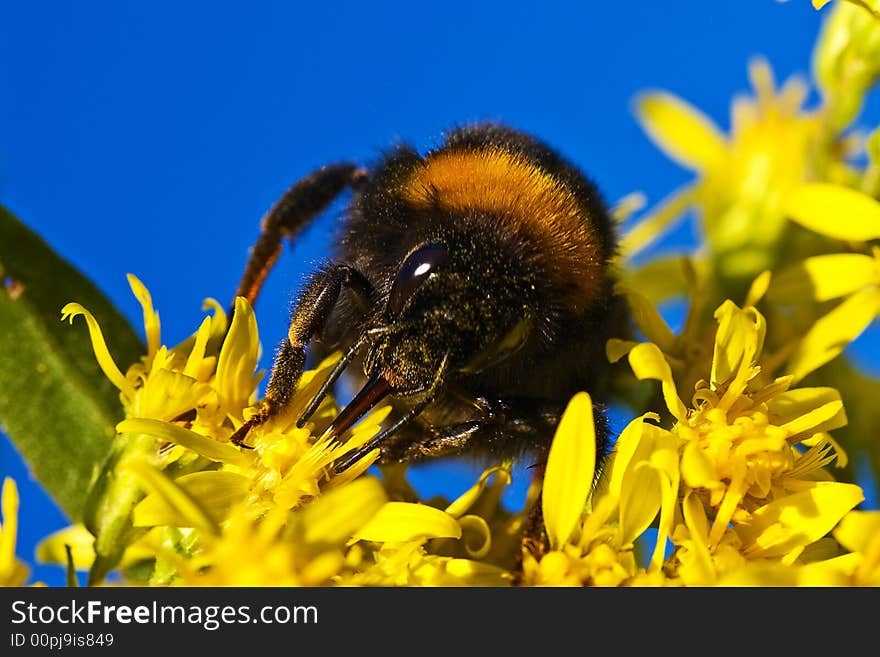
388,242 -> 449,315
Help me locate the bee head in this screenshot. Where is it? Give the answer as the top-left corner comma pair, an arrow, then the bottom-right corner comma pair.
364,232 -> 535,394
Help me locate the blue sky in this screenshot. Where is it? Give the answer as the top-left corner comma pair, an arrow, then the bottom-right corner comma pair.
2,1 -> 877,586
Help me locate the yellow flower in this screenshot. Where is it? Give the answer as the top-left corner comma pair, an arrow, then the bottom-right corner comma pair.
170,478 -> 388,586
0,478 -> 30,587
60,276 -> 394,584
520,394 -> 676,586
632,59 -> 821,285
618,297 -> 864,584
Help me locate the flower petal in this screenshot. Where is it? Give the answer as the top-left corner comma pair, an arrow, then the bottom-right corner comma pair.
353,502 -> 461,543
0,478 -> 19,577
60,303 -> 134,397
215,296 -> 261,420
679,491 -> 716,585
619,464 -> 661,547
634,92 -> 728,171
773,390 -> 847,442
619,287 -> 678,354
127,274 -> 161,362
833,510 -> 880,554
300,477 -> 387,545
618,185 -> 699,259
604,414 -> 663,498
627,343 -> 688,422
737,481 -> 864,558
445,465 -> 511,518
117,418 -> 255,467
681,441 -> 722,490
784,183 -> 880,241
122,459 -> 218,535
768,253 -> 878,303
743,270 -> 772,308
711,301 -> 764,394
618,256 -> 691,305
542,392 -> 596,549
35,524 -> 95,570
184,316 -> 213,378
132,471 -> 250,528
785,287 -> 880,383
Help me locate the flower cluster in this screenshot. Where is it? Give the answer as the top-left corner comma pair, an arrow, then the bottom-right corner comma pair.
5,0 -> 880,587
523,295 -> 878,586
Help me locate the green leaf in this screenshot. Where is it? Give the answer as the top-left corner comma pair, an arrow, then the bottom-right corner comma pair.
0,205 -> 143,519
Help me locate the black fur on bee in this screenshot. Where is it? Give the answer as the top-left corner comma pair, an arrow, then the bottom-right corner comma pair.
229,123 -> 626,475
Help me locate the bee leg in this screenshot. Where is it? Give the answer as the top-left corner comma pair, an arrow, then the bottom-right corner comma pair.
233,163 -> 368,311
230,263 -> 374,446
379,395 -> 563,463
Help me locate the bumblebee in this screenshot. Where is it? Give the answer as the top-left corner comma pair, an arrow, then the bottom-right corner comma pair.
229,123 -> 623,474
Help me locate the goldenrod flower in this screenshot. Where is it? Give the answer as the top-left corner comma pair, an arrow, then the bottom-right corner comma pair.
57,276 -> 395,581
619,297 -> 865,584
523,289 -> 870,587
53,276 -> 513,586
630,59 -> 823,289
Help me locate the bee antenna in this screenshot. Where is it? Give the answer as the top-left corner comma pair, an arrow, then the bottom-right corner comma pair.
297,332 -> 370,428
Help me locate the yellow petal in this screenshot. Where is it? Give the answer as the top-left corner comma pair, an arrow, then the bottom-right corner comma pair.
618,463 -> 661,547
833,510 -> 880,554
60,302 -> 134,397
0,478 -> 19,573
132,471 -> 250,528
618,256 -> 691,305
775,393 -> 847,442
798,554 -> 861,586
717,562 -> 799,586
711,300 -> 765,393
202,298 -> 228,341
215,296 -> 261,420
184,316 -> 213,378
578,493 -> 618,550
122,459 -> 218,535
737,482 -> 864,558
35,524 -> 95,570
627,343 -> 688,422
299,477 -> 387,545
785,287 -> 880,383
445,464 -> 511,518
768,253 -> 878,303
134,367 -> 211,421
618,185 -> 699,259
611,191 -> 646,223
680,441 -> 722,490
127,274 -> 161,361
117,418 -> 255,467
605,338 -> 640,364
606,416 -> 646,498
648,436 -> 680,570
353,502 -> 461,543
619,287 -> 678,354
743,270 -> 772,308
769,387 -> 845,429
634,92 -> 728,171
679,491 -> 716,585
542,392 -> 596,549
784,183 -> 880,241
458,515 -> 492,559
